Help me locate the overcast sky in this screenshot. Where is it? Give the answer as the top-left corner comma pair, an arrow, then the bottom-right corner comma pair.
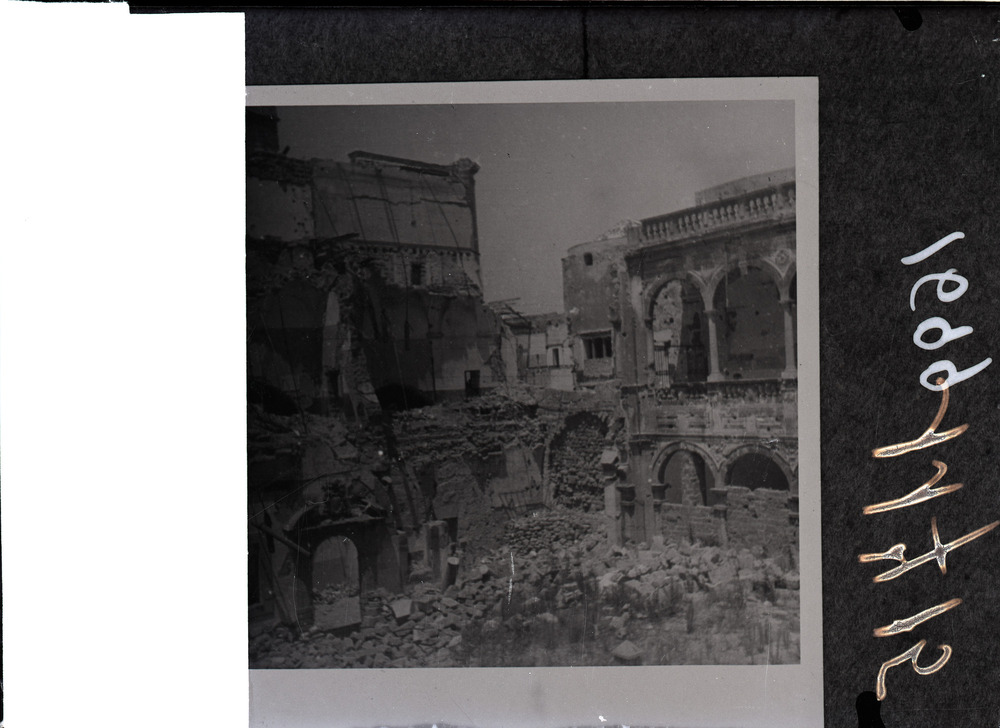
274,101 -> 795,314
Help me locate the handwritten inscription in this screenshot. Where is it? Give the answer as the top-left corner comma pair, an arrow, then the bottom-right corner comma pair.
871,376 -> 967,458
861,460 -> 962,515
873,598 -> 962,638
862,232 -> 996,701
858,515 -> 998,583
875,640 -> 953,702
902,231 -> 992,391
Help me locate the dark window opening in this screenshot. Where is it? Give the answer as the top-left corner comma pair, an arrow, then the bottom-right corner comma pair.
584,335 -> 613,359
583,253 -> 594,266
410,263 -> 424,286
465,369 -> 481,397
326,369 -> 340,399
445,517 -> 459,543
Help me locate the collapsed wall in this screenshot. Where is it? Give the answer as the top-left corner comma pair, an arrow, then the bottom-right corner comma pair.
249,384 -> 628,631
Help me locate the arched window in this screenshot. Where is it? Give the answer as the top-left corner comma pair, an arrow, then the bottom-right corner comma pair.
713,266 -> 785,378
650,280 -> 708,384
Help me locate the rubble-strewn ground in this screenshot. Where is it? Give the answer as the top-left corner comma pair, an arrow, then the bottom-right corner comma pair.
249,510 -> 799,669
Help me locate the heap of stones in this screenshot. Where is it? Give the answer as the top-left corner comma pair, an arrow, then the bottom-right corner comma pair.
250,515 -> 799,669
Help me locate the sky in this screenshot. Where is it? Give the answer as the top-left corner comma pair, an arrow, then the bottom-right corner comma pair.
274,101 -> 795,314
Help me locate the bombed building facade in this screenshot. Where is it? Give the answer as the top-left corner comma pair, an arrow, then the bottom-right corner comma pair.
246,110 -> 623,640
247,108 -> 517,630
488,305 -> 574,391
247,108 -> 801,669
563,169 -> 798,554
247,119 -> 505,412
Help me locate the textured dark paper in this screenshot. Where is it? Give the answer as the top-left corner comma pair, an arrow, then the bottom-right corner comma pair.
246,7 -> 1000,727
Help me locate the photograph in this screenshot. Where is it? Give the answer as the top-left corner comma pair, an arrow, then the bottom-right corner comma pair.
246,84 -> 813,674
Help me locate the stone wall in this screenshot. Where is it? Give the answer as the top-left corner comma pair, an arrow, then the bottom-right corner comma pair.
655,503 -> 725,546
652,487 -> 796,556
723,486 -> 797,554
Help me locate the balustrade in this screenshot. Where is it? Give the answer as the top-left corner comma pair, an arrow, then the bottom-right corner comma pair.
640,181 -> 795,243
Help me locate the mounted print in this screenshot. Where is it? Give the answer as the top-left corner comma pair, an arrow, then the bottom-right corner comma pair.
246,78 -> 819,728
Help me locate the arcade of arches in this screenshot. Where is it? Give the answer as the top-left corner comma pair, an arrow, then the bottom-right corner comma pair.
637,444 -> 796,553
646,265 -> 796,384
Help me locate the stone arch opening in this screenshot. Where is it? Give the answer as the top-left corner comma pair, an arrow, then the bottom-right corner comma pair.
648,279 -> 709,384
726,452 -> 790,491
312,536 -> 361,598
656,447 -> 716,506
713,265 -> 785,378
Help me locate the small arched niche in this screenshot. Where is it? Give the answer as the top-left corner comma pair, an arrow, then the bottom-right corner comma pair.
312,537 -> 361,598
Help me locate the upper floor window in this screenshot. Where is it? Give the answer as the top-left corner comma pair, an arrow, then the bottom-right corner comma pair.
410,262 -> 424,286
583,335 -> 613,360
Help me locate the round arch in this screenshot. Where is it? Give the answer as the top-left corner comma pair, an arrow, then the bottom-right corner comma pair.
651,440 -> 721,478
650,441 -> 721,506
705,255 -> 785,306
642,272 -> 711,319
711,260 -> 786,378
722,444 -> 796,493
312,535 -> 361,596
642,275 -> 711,384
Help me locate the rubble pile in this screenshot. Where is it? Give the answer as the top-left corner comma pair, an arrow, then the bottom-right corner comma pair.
504,511 -> 603,554
249,535 -> 800,669
393,394 -> 546,470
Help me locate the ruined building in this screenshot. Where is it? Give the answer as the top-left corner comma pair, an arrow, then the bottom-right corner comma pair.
247,108 -> 801,662
247,109 -> 515,629
247,109 -> 506,416
563,169 -> 799,555
488,304 -> 574,391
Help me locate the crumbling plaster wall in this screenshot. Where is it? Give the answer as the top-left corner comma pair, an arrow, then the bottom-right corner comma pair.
312,160 -> 477,253
247,178 -> 313,240
563,239 -> 626,383
380,388 -> 623,557
249,153 -> 503,409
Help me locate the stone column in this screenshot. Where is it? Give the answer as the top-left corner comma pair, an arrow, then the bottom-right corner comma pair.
705,307 -> 724,382
605,483 -> 622,547
781,296 -> 797,379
